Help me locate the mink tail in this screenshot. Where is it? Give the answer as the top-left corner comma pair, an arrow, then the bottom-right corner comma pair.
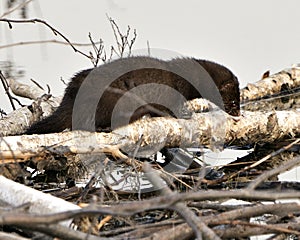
25,107 -> 72,134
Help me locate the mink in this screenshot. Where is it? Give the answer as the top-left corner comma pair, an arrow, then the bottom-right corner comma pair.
25,56 -> 240,134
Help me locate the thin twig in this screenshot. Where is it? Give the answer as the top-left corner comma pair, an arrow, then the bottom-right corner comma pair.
248,151 -> 300,190
106,14 -> 137,58
217,220 -> 300,236
143,162 -> 221,240
0,18 -> 92,60
0,39 -> 103,50
0,71 -> 16,110
88,33 -> 106,67
213,138 -> 300,184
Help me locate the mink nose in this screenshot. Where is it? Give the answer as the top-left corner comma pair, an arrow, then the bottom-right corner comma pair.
226,101 -> 240,116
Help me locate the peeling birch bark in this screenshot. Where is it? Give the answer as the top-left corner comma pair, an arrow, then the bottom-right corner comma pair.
1,110 -> 300,160
0,79 -> 62,136
7,78 -> 46,100
0,175 -> 80,227
0,95 -> 61,136
240,66 -> 300,102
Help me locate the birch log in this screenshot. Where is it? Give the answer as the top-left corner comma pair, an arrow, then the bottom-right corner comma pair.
0,176 -> 80,227
241,66 -> 300,102
3,65 -> 300,137
1,110 -> 300,160
0,79 -> 62,136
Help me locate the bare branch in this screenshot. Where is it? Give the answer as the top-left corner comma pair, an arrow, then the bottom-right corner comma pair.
143,162 -> 220,240
0,39 -> 103,50
0,18 -> 92,60
248,152 -> 300,190
0,70 -> 16,110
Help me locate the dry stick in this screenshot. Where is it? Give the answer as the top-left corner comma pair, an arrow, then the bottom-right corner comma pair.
248,154 -> 300,190
214,138 -> 300,184
0,39 -> 103,50
128,29 -> 137,55
0,71 -> 16,110
0,18 -> 91,60
205,202 -> 300,237
1,196 -> 300,228
20,224 -> 106,240
130,135 -> 144,200
206,202 -> 300,225
146,201 -> 300,239
214,223 -> 300,239
107,15 -> 123,58
217,220 -> 300,236
88,33 -> 106,66
157,165 -> 193,190
75,161 -> 106,204
147,40 -> 151,56
101,218 -> 184,237
142,162 -> 220,240
106,14 -> 137,58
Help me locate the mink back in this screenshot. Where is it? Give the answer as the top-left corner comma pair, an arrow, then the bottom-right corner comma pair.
25,56 -> 240,134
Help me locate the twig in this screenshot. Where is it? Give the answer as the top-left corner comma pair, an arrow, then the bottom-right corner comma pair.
0,71 -> 16,110
106,14 -> 137,58
143,162 -> 220,240
248,152 -> 300,190
131,135 -> 144,200
88,33 -> 106,67
128,28 -> 137,55
216,220 -> 300,236
1,192 -> 300,232
20,223 -> 104,240
0,18 -> 92,60
0,39 -> 103,50
147,40 -> 151,56
76,160 -> 106,204
212,138 -> 300,184
0,108 -> 7,117
208,202 -> 299,225
213,223 -> 300,239
30,78 -> 44,91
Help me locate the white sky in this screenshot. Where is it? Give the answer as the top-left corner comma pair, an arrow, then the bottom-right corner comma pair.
1,0 -> 300,112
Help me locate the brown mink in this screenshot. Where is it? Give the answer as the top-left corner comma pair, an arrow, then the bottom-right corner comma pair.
25,56 -> 240,134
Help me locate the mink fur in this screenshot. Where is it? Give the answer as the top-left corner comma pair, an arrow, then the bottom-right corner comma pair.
25,56 -> 240,134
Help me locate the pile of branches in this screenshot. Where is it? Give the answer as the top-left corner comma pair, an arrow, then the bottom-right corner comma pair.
1,4 -> 300,239
0,65 -> 300,240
